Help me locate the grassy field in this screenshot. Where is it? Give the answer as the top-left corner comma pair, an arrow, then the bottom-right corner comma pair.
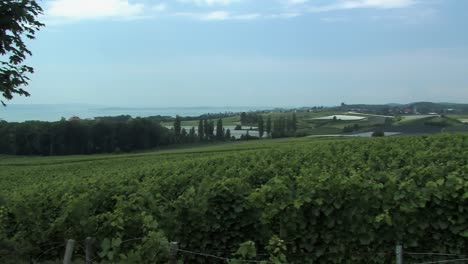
0,136 -> 338,168
160,110 -> 427,136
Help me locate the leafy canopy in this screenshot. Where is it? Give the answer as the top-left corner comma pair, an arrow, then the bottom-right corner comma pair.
0,0 -> 44,105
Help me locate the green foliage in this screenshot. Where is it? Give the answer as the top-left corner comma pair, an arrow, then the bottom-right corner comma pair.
294,129 -> 308,138
258,116 -> 265,138
225,128 -> 231,140
343,124 -> 360,133
240,112 -> 260,125
0,0 -> 44,105
240,133 -> 259,141
272,113 -> 298,138
266,116 -> 272,135
229,241 -> 257,263
174,115 -> 182,139
372,130 -> 385,137
424,116 -> 461,127
216,118 -> 224,140
198,119 -> 204,141
0,118 -> 172,155
266,235 -> 287,264
1,134 -> 468,263
291,113 -> 297,132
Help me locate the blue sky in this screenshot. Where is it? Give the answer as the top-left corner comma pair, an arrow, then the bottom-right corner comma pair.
12,0 -> 468,107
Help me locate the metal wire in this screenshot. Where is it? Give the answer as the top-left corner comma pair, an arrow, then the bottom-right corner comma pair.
413,258 -> 468,264
8,237 -> 466,264
405,252 -> 467,257
35,244 -> 65,261
177,248 -> 281,264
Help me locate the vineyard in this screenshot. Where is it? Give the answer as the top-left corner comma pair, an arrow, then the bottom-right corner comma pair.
0,134 -> 467,263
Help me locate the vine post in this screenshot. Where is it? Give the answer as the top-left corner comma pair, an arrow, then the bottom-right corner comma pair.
85,237 -> 95,264
63,239 -> 75,264
169,242 -> 179,264
396,244 -> 403,264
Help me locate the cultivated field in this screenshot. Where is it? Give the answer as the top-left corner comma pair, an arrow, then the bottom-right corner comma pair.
1,134 -> 467,263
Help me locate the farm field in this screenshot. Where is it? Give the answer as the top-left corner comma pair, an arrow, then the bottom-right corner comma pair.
311,115 -> 366,121
158,110 -> 468,139
1,133 -> 467,263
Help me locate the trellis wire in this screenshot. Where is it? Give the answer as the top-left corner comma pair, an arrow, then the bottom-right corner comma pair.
413,258 -> 468,264
176,248 -> 282,264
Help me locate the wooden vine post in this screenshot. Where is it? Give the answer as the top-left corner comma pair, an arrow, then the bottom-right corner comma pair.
396,244 -> 403,264
63,239 -> 75,264
169,242 -> 179,264
85,237 -> 95,264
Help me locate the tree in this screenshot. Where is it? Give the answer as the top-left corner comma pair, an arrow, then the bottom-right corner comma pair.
208,120 -> 215,138
372,131 -> 385,137
198,120 -> 204,141
189,126 -> 196,142
1,0 -> 44,105
285,116 -> 292,132
174,115 -> 182,139
266,116 -> 272,136
291,113 -> 297,132
225,129 -> 231,140
258,115 -> 264,138
203,119 -> 209,140
272,116 -> 287,138
216,118 -> 224,140
240,112 -> 247,125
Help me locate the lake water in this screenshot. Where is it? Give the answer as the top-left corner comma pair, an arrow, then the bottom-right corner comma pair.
0,104 -> 271,122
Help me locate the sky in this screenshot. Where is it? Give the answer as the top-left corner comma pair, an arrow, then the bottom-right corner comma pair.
9,0 -> 468,107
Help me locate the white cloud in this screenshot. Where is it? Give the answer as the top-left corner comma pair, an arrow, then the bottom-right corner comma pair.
177,0 -> 235,6
309,0 -> 415,12
234,13 -> 261,20
43,0 -> 424,24
202,11 -> 230,20
200,11 -> 260,20
152,3 -> 168,12
286,0 -> 308,4
269,13 -> 302,19
339,0 -> 415,9
46,0 -> 144,19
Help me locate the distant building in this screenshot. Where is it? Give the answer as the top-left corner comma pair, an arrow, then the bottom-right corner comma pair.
68,116 -> 81,121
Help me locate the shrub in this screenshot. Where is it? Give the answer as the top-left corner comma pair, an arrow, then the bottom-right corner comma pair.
372,130 -> 385,137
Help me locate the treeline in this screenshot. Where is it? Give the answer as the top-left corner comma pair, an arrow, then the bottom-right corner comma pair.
174,112 -> 300,142
240,112 -> 260,125
0,116 -> 237,156
340,102 -> 468,115
173,116 -> 233,143
95,112 -> 247,124
147,112 -> 256,123
257,113 -> 298,138
0,112 -> 300,156
0,119 -> 172,155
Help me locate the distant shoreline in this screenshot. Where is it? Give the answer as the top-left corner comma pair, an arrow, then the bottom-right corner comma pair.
0,105 -> 276,122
